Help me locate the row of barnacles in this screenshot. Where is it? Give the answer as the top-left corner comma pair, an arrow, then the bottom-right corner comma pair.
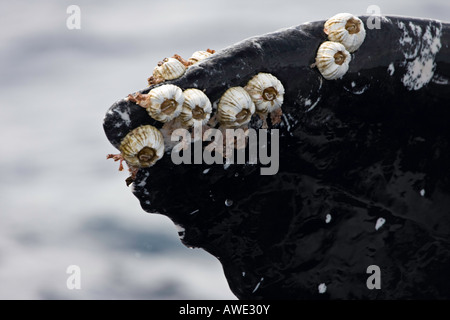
314,13 -> 366,80
108,49 -> 285,185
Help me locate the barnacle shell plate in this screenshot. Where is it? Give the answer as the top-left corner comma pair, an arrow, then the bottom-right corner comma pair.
153,57 -> 186,80
324,13 -> 366,53
316,41 -> 351,80
244,73 -> 285,114
180,89 -> 212,127
119,125 -> 165,168
218,87 -> 255,128
147,84 -> 184,122
189,51 -> 213,64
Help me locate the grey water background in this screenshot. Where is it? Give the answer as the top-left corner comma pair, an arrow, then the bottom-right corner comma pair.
0,0 -> 449,299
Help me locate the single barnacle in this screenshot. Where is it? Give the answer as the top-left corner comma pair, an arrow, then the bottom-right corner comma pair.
244,73 -> 285,114
146,84 -> 184,122
188,49 -> 215,65
119,125 -> 165,168
148,57 -> 186,85
180,89 -> 212,127
324,13 -> 366,53
315,41 -> 351,80
217,87 -> 255,128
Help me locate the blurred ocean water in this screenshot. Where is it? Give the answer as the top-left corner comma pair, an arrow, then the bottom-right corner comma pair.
0,0 -> 449,299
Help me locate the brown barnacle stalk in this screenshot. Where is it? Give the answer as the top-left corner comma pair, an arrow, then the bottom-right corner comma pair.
270,107 -> 283,125
172,54 -> 193,67
107,153 -> 125,171
147,75 -> 164,86
258,114 -> 269,129
107,153 -> 139,186
127,92 -> 151,109
125,166 -> 140,187
206,48 -> 215,54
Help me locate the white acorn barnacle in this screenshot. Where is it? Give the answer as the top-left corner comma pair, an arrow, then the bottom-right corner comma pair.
244,73 -> 285,114
152,57 -> 186,82
217,87 -> 255,128
119,125 -> 165,168
316,41 -> 351,80
146,84 -> 184,122
180,89 -> 212,127
188,50 -> 214,65
324,13 -> 366,53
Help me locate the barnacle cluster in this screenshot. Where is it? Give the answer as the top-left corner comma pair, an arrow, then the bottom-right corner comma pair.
109,52 -> 285,185
148,49 -> 215,85
108,13 -> 368,185
315,13 -> 366,80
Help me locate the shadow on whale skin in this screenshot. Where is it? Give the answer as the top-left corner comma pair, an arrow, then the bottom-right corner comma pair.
103,16 -> 450,299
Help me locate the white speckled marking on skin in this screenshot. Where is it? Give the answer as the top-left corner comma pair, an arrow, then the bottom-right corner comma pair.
432,74 -> 449,85
129,172 -> 149,192
136,175 -> 148,187
252,277 -> 264,293
398,21 -> 443,91
387,63 -> 395,76
304,99 -> 312,107
420,189 -> 426,197
353,86 -> 369,95
375,217 -> 386,230
306,97 -> 321,112
251,39 -> 263,50
114,108 -> 132,126
343,84 -> 369,95
318,283 -> 327,294
325,214 -> 332,224
175,224 -> 185,240
282,114 -> 291,132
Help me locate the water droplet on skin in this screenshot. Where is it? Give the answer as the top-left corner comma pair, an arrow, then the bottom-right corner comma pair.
225,199 -> 233,207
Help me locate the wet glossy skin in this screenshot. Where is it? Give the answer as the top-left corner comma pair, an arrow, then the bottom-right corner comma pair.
104,16 -> 450,299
